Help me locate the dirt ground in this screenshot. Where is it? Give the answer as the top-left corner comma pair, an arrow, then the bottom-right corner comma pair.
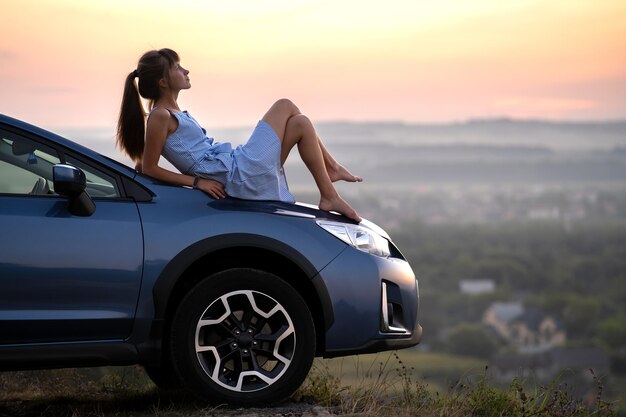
0,393 -> 335,417
0,367 -> 337,417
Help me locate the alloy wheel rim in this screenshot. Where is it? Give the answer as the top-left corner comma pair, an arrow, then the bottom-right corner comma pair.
194,290 -> 296,392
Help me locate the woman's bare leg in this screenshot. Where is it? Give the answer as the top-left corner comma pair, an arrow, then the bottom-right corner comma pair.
263,99 -> 362,182
318,139 -> 363,183
262,99 -> 361,222
283,114 -> 361,221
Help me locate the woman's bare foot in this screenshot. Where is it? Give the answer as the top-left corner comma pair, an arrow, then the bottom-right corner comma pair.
319,194 -> 362,222
328,163 -> 363,183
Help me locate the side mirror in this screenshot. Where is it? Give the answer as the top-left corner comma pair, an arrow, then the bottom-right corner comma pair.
53,164 -> 96,216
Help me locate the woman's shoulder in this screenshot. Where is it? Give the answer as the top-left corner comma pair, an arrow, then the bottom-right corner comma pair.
149,106 -> 181,124
148,107 -> 173,123
146,107 -> 179,136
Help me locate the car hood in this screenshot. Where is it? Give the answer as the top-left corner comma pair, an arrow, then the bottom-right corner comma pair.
207,198 -> 390,239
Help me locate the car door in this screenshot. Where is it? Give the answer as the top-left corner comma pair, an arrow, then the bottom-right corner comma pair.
0,129 -> 144,344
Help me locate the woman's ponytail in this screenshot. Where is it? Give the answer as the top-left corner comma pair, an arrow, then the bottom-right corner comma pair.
116,70 -> 145,162
116,49 -> 180,162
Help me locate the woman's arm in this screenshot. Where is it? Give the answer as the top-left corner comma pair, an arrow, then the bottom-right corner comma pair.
142,108 -> 226,199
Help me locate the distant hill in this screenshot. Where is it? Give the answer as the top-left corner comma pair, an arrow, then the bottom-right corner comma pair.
60,118 -> 626,154
59,118 -> 626,186
313,119 -> 626,151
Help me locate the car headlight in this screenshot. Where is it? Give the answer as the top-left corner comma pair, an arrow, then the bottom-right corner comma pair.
316,220 -> 390,257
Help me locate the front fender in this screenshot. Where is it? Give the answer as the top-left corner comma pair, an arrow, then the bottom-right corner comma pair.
151,233 -> 329,320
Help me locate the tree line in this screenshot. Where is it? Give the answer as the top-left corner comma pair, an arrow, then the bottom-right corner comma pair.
389,220 -> 626,362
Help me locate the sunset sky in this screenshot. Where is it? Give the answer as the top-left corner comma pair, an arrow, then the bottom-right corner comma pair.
1,0 -> 625,131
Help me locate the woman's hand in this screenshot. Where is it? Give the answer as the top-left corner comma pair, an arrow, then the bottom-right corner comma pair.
197,178 -> 226,199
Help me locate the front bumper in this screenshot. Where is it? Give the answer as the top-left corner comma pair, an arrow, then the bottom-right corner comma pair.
317,247 -> 422,358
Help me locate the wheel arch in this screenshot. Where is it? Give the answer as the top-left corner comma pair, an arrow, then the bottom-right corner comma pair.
151,234 -> 334,357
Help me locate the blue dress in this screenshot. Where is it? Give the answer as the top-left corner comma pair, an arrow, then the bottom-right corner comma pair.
160,110 -> 295,203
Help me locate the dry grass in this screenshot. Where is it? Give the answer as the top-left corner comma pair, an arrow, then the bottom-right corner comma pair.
0,354 -> 620,417
295,353 -> 618,417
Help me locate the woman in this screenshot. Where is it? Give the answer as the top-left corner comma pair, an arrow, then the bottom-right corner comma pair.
117,48 -> 362,222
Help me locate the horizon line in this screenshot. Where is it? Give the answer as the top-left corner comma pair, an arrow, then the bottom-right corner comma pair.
48,116 -> 626,133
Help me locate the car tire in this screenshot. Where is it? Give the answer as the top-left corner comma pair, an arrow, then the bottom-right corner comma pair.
170,268 -> 316,405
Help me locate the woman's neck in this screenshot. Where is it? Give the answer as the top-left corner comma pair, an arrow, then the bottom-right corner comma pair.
155,89 -> 181,112
154,98 -> 180,112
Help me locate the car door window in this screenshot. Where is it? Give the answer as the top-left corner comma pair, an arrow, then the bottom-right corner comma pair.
64,155 -> 120,198
0,132 -> 60,195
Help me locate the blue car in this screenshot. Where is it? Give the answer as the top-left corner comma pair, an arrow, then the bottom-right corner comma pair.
0,114 -> 422,405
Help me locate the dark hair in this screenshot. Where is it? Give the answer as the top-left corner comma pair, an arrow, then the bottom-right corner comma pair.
116,48 -> 180,161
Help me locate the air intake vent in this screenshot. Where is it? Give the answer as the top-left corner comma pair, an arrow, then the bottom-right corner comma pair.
380,282 -> 409,334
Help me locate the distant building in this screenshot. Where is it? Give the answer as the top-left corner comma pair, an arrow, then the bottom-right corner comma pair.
509,310 -> 566,353
459,279 -> 496,295
483,301 -> 524,340
483,302 -> 566,353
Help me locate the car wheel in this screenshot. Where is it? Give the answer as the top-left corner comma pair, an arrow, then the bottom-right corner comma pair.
170,268 -> 316,405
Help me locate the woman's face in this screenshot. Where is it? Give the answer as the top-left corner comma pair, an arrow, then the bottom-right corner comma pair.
166,62 -> 191,91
